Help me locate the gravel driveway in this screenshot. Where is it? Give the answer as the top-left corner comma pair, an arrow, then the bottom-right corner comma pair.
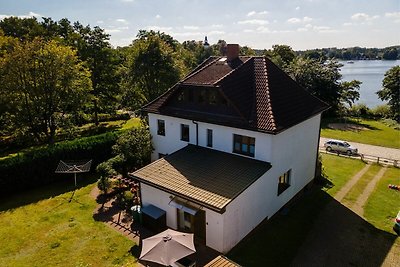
320,137 -> 400,160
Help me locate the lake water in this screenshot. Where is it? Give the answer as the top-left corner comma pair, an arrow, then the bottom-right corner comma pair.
339,60 -> 400,108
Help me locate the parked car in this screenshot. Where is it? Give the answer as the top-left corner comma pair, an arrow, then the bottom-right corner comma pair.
324,139 -> 358,155
394,211 -> 400,235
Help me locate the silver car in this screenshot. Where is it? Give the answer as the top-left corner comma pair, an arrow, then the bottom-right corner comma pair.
324,139 -> 358,155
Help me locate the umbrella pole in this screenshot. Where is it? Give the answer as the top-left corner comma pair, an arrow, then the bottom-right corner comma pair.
74,173 -> 77,187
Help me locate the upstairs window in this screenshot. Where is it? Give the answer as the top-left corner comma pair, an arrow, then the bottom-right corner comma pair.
181,124 -> 190,142
233,134 -> 255,157
207,129 -> 213,147
157,119 -> 165,136
278,170 -> 291,196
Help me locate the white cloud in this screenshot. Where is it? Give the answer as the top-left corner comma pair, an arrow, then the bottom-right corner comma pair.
238,19 -> 269,25
0,11 -> 41,20
247,10 -> 268,17
104,26 -> 129,33
116,18 -> 128,24
297,27 -> 308,32
211,24 -> 223,28
385,12 -> 400,23
295,6 -> 300,11
287,16 -> 313,24
343,22 -> 352,26
184,26 -> 199,30
97,20 -> 104,24
208,30 -> 225,35
351,13 -> 379,21
287,17 -> 301,24
256,26 -> 270,33
155,14 -> 161,19
243,29 -> 254,33
146,25 -> 173,32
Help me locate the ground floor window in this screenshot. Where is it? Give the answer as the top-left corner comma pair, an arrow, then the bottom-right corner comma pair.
278,169 -> 291,195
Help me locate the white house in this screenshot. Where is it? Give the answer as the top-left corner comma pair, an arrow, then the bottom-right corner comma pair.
129,44 -> 329,253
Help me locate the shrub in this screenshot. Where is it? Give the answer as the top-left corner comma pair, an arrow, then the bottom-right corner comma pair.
0,131 -> 120,195
371,104 -> 391,119
348,103 -> 371,118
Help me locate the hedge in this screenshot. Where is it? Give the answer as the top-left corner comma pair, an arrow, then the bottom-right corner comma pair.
0,131 -> 120,195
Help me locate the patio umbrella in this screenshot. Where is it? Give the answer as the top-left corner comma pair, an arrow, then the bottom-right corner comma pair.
139,229 -> 196,266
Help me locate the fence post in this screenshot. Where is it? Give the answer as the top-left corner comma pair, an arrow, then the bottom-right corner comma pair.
377,157 -> 380,164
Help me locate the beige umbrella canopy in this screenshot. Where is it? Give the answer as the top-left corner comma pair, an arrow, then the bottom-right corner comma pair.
139,229 -> 196,266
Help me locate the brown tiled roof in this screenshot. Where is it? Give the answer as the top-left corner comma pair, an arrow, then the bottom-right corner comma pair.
204,256 -> 242,267
129,145 -> 271,213
143,56 -> 329,134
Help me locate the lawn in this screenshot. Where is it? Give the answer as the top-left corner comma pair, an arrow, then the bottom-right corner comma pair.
342,164 -> 381,205
0,178 -> 137,267
228,154 -> 363,266
364,166 -> 400,232
228,154 -> 399,266
321,118 -> 400,149
321,153 -> 366,196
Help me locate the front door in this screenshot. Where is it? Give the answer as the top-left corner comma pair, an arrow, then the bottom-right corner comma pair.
177,209 -> 206,245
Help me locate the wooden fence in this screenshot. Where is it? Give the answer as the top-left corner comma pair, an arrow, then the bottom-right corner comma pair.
319,147 -> 399,167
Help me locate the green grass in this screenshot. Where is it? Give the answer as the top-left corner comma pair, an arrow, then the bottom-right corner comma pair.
228,154 -> 364,266
321,118 -> 400,149
121,118 -> 141,130
364,167 -> 400,232
0,179 -> 137,267
321,153 -> 367,196
342,164 -> 381,205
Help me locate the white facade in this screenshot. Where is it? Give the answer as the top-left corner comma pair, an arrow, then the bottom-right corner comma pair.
143,112 -> 321,253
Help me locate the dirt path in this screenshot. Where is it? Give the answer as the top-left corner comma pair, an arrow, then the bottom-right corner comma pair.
334,164 -> 371,202
352,167 -> 387,216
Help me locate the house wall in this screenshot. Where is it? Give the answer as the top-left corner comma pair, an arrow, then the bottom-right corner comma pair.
148,113 -> 273,162
140,183 -> 226,252
145,112 -> 322,253
220,114 -> 322,253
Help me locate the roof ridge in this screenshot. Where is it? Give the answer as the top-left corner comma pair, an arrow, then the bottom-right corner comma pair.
213,57 -> 250,85
181,56 -> 220,84
260,57 -> 277,131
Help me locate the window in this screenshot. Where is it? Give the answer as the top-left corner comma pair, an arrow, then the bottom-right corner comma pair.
181,124 -> 189,142
157,119 -> 165,136
207,129 -> 213,147
278,170 -> 291,195
233,134 -> 255,157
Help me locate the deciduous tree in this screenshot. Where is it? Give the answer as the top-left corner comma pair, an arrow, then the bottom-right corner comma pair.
377,66 -> 400,121
0,38 -> 92,143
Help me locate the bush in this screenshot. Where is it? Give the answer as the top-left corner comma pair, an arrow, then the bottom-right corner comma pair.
0,131 -> 120,195
348,103 -> 371,118
371,104 -> 391,119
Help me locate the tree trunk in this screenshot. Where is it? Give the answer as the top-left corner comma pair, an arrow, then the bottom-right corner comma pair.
93,99 -> 99,126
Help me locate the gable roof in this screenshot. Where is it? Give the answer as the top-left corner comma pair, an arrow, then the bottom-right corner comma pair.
143,56 -> 329,134
129,145 -> 271,213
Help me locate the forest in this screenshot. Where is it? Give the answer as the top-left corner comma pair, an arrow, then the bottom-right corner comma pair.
0,16 -> 398,150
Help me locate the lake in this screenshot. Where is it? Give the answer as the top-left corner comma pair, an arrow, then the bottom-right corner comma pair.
339,60 -> 400,108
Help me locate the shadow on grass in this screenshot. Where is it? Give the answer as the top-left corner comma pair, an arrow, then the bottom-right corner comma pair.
227,185 -> 397,267
0,173 -> 98,212
321,118 -> 380,131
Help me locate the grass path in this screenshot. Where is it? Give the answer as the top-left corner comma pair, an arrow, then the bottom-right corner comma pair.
334,164 -> 371,201
352,167 -> 387,217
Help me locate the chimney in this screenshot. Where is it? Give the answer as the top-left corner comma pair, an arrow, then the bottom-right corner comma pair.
226,44 -> 240,61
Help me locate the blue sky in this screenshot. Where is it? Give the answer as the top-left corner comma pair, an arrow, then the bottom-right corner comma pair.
1,0 -> 399,50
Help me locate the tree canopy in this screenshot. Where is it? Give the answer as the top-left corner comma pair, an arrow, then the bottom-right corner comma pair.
377,66 -> 400,121
0,37 -> 92,143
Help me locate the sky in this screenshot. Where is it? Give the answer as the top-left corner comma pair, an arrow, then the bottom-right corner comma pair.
0,0 -> 399,50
